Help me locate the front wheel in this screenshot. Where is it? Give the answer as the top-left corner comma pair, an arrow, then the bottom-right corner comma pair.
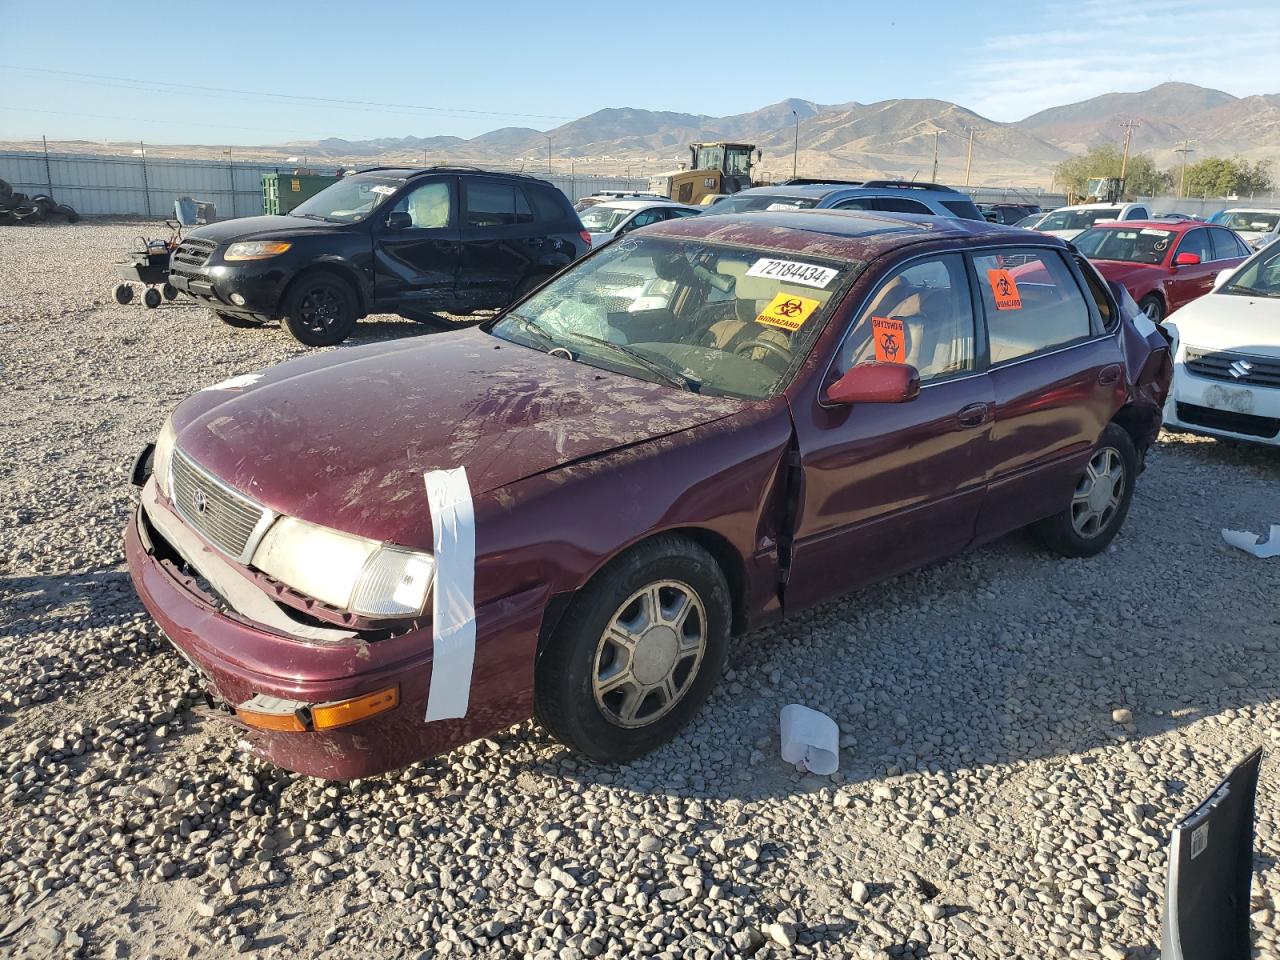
1034,423 -> 1137,558
282,275 -> 358,347
1138,294 -> 1164,323
535,535 -> 731,762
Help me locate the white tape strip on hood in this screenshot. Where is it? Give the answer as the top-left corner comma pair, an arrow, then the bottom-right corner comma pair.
424,467 -> 477,721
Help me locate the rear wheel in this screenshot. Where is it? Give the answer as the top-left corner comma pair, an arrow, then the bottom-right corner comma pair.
112,283 -> 134,305
143,288 -> 162,309
1138,294 -> 1164,323
1035,423 -> 1137,558
162,283 -> 178,301
535,535 -> 730,762
282,274 -> 357,347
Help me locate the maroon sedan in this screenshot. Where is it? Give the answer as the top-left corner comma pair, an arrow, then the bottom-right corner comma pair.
1073,219 -> 1251,323
125,211 -> 1171,779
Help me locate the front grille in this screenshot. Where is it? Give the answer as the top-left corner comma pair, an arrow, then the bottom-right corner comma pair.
169,451 -> 271,560
1184,347 -> 1280,389
1175,402 -> 1280,439
170,237 -> 217,279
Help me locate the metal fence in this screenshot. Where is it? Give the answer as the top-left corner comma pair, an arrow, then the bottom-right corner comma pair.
1135,195 -> 1280,218
0,150 -> 651,219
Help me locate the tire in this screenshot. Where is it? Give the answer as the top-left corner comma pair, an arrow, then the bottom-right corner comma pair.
11,203 -> 44,222
511,271 -> 551,304
53,204 -> 79,223
143,288 -> 162,309
162,283 -> 178,301
535,535 -> 731,763
1034,423 -> 1138,558
212,309 -> 263,328
113,283 -> 134,305
0,178 -> 11,198
281,274 -> 358,347
1138,294 -> 1164,323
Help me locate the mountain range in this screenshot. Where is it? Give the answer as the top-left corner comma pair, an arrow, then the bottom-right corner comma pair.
10,82 -> 1278,189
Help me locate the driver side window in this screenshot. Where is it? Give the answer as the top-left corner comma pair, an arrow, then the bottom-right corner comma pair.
837,254 -> 975,382
392,181 -> 451,229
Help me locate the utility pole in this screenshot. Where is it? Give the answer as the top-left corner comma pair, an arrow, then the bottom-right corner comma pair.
964,128 -> 974,188
931,131 -> 940,183
139,141 -> 152,218
792,109 -> 799,179
1119,119 -> 1140,183
1174,139 -> 1197,199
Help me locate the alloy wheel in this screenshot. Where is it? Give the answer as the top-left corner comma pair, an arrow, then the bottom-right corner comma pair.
1071,446 -> 1126,538
591,580 -> 707,728
298,287 -> 343,333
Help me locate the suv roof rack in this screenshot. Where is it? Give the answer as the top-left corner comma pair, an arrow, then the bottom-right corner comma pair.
860,179 -> 956,192
781,178 -> 864,187
354,164 -> 545,182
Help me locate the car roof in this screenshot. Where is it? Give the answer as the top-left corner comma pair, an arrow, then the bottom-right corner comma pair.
1085,219 -> 1201,233
593,199 -> 689,210
1054,202 -> 1135,211
644,208 -> 1057,262
731,181 -> 966,200
1223,207 -> 1278,213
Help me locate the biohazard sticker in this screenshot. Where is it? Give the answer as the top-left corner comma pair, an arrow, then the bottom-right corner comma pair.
872,316 -> 906,363
755,292 -> 820,331
987,269 -> 1022,310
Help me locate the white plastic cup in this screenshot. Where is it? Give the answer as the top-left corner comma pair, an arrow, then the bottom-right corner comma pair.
779,703 -> 840,775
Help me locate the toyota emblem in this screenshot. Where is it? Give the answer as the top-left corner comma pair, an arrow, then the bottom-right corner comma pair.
192,489 -> 209,514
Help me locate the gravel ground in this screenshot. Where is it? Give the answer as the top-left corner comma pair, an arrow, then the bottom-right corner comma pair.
1,219 -> 1278,960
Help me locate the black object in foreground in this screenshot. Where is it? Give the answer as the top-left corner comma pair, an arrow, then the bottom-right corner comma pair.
1161,747 -> 1263,960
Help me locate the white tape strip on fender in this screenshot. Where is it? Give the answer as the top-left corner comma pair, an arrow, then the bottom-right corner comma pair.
424,467 -> 477,721
205,373 -> 262,391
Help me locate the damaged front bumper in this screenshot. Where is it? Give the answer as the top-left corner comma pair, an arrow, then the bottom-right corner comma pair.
124,478 -> 546,779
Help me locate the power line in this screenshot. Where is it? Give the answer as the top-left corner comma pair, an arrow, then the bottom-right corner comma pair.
0,64 -> 576,123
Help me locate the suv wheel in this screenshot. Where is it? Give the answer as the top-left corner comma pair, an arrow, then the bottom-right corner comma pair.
282,275 -> 357,347
535,535 -> 730,762
1035,423 -> 1137,558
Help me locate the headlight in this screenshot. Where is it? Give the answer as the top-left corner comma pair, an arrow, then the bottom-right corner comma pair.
224,241 -> 292,261
252,516 -> 435,618
153,417 -> 176,499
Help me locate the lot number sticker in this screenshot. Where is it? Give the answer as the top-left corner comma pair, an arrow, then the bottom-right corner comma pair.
755,292 -> 821,331
872,316 -> 906,363
746,258 -> 839,289
987,268 -> 1022,310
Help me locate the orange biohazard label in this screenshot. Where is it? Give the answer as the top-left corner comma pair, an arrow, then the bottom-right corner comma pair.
755,292 -> 820,332
987,268 -> 1022,310
871,316 -> 906,363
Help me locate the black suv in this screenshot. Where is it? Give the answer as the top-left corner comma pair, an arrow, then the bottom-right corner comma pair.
168,167 -> 590,346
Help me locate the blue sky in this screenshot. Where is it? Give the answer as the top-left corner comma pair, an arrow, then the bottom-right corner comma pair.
1,0 -> 1277,145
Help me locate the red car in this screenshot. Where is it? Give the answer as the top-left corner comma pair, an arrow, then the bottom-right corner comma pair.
125,211 -> 1171,779
1073,220 -> 1251,323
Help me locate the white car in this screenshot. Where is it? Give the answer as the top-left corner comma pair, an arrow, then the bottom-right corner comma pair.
578,199 -> 701,245
1215,208 -> 1280,251
1162,241 -> 1280,445
1035,202 -> 1153,241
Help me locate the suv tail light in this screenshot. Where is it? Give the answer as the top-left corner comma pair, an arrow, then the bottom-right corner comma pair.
580,230 -> 592,247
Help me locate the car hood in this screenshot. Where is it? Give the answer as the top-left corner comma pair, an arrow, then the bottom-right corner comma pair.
1169,291 -> 1280,358
169,331 -> 744,546
188,214 -> 343,244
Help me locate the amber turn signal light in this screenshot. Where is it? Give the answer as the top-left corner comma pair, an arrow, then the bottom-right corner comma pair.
310,686 -> 399,731
236,704 -> 308,733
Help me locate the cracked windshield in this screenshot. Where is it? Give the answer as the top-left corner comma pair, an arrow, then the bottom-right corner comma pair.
491,236 -> 859,398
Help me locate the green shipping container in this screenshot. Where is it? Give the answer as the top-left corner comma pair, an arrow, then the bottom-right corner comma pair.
262,173 -> 341,215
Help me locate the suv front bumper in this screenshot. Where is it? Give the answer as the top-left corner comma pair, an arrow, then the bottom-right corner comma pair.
168,263 -> 289,321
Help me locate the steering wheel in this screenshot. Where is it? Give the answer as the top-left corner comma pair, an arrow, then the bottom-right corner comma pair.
733,337 -> 792,365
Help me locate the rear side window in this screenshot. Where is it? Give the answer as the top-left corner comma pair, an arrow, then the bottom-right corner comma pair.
873,196 -> 932,215
1124,206 -> 1149,220
529,186 -> 571,223
466,182 -> 517,227
833,198 -> 875,211
941,199 -> 984,220
1210,228 -> 1248,259
972,250 -> 1092,364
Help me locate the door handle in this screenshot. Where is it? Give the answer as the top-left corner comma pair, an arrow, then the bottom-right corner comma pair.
1097,363 -> 1122,386
957,402 -> 988,427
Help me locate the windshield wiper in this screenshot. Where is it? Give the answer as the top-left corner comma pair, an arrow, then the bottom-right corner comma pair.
1224,285 -> 1276,298
505,314 -> 560,351
291,212 -> 331,221
556,330 -> 701,392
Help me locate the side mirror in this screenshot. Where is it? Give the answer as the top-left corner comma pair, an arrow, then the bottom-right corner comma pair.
1174,252 -> 1201,267
826,362 -> 920,405
1214,268 -> 1235,289
386,211 -> 412,230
